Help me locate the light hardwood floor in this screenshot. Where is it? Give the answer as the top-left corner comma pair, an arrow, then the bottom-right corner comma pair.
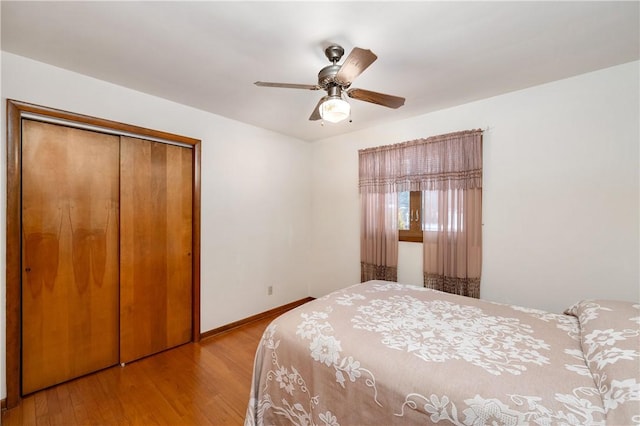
1,314 -> 278,426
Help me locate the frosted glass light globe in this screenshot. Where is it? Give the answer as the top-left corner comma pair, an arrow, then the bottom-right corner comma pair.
320,97 -> 350,123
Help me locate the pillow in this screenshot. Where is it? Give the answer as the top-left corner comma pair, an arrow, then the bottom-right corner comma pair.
565,300 -> 640,425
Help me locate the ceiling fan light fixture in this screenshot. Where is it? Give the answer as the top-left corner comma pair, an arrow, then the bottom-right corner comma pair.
255,45 -> 405,123
320,96 -> 350,123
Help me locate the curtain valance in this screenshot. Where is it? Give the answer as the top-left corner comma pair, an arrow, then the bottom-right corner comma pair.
359,129 -> 483,193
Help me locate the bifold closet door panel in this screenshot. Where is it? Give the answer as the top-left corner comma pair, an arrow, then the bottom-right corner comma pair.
119,136 -> 193,364
21,120 -> 120,394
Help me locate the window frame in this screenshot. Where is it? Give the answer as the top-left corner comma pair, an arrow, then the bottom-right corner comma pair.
399,190 -> 423,243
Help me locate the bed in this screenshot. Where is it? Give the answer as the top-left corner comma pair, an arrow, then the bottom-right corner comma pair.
245,281 -> 640,425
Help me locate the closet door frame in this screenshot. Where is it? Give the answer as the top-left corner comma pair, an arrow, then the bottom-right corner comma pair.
5,99 -> 202,409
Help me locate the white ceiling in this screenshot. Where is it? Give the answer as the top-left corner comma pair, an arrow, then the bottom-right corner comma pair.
2,1 -> 638,142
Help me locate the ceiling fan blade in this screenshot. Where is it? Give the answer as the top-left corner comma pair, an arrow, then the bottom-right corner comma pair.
335,48 -> 377,86
309,98 -> 323,121
254,81 -> 320,90
347,88 -> 405,109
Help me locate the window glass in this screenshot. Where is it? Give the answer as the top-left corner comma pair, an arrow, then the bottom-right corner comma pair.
398,191 -> 410,230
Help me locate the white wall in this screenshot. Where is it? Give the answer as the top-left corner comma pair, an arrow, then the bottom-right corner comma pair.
0,52 -> 312,399
310,61 -> 640,313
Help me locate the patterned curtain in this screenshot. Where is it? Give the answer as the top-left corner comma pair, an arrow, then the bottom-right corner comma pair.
359,129 -> 482,295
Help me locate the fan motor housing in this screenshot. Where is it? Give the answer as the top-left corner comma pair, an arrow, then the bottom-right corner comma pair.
317,45 -> 349,89
318,64 -> 344,89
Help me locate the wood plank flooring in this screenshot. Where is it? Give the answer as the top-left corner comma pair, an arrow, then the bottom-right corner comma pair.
1,314 -> 278,426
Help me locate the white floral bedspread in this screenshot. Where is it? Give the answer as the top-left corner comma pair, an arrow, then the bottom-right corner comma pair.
245,281 -> 640,425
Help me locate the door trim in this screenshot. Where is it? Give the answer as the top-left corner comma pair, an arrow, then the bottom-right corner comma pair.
5,99 -> 202,408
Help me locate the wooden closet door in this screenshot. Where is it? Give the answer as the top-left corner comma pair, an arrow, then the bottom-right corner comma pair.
21,120 -> 120,394
119,136 -> 193,363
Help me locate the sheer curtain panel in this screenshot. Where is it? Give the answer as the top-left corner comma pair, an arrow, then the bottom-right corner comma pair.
359,147 -> 400,282
423,187 -> 482,297
418,131 -> 483,297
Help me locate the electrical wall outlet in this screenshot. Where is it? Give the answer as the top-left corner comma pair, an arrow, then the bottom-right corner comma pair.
267,286 -> 273,295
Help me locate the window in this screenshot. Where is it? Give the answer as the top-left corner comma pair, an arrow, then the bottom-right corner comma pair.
398,191 -> 423,242
399,190 -> 463,242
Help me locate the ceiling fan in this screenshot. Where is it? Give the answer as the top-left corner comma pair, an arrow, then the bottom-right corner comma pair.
254,45 -> 405,123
